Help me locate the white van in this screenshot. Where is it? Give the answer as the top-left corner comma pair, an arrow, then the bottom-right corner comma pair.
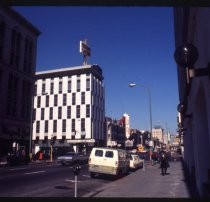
88,147 -> 130,178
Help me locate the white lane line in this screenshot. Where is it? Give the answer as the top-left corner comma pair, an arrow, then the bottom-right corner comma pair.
9,167 -> 27,171
23,170 -> 46,175
65,179 -> 81,183
82,174 -> 90,178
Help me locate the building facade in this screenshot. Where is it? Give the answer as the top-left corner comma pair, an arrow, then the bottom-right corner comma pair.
32,64 -> 105,155
123,113 -> 130,139
0,6 -> 40,156
174,7 -> 210,197
152,127 -> 164,143
105,116 -> 126,148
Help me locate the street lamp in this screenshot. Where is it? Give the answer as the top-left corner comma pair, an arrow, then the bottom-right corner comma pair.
129,83 -> 153,161
128,83 -> 153,139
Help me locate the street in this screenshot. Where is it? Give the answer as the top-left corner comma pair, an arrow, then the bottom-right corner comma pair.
0,162 -> 118,197
0,153 -> 198,198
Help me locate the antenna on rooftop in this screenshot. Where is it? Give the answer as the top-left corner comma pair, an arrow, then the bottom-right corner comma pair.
79,39 -> 91,66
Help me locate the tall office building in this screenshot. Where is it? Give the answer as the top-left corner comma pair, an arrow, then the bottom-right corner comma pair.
32,64 -> 105,154
0,6 -> 40,156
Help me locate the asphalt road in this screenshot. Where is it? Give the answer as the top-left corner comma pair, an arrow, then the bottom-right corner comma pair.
0,163 -> 119,197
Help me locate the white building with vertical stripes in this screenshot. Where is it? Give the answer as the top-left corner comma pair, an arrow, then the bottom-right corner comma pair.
32,64 -> 105,154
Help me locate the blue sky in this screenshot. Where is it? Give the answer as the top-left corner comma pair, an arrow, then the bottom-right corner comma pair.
14,6 -> 178,134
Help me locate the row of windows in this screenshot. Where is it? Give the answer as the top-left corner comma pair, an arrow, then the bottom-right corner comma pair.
34,105 -> 90,120
0,20 -> 34,74
35,77 -> 91,95
36,92 -> 87,108
36,118 -> 86,133
36,75 -> 104,97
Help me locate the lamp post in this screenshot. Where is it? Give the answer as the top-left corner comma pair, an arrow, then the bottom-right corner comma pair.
50,135 -> 53,162
129,83 -> 153,139
129,83 -> 153,161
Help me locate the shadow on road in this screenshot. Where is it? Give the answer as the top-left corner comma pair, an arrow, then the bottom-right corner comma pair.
55,186 -> 72,190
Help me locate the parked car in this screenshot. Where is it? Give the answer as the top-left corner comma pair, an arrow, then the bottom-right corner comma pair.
0,155 -> 8,167
129,154 -> 143,170
7,152 -> 29,166
57,152 -> 88,166
88,147 -> 130,178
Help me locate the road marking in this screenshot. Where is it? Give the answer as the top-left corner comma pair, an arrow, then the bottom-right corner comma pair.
82,174 -> 90,178
23,170 -> 46,175
65,179 -> 81,182
9,167 -> 27,171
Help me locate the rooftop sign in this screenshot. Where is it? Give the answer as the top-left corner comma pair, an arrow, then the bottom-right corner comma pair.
80,39 -> 91,65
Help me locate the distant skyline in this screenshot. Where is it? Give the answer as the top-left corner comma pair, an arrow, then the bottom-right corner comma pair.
13,6 -> 179,134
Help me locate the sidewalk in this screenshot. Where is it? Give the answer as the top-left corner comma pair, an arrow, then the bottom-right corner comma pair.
82,159 -> 200,198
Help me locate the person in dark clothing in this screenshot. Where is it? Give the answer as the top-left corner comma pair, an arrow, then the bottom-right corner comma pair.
160,150 -> 169,175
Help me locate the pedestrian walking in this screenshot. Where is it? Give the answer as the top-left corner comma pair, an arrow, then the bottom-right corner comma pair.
159,149 -> 169,176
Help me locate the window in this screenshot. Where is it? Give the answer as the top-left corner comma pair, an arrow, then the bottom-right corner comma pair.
86,104 -> 90,117
72,93 -> 76,105
77,79 -> 80,92
23,37 -> 33,73
42,82 -> 45,93
10,29 -> 16,65
105,151 -> 114,158
58,107 -> 62,119
81,118 -> 85,131
59,81 -> 62,94
62,120 -> 66,132
76,105 -> 80,118
67,106 -> 71,119
10,29 -> 21,70
81,92 -> 85,104
46,95 -> 49,107
63,94 -> 67,106
53,120 -> 57,133
20,81 -> 31,119
0,21 -> 6,60
71,119 -> 75,132
33,109 -> 36,122
37,96 -> 41,108
41,108 -> 44,120
68,80 -> 71,93
95,150 -> 103,157
49,107 -> 53,119
86,78 -> 90,91
36,121 -> 40,133
50,82 -> 54,94
34,84 -> 37,96
44,120 -> 48,133
6,74 -> 18,116
28,41 -> 33,73
54,95 -> 58,106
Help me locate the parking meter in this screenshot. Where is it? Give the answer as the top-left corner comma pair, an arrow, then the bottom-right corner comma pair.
73,164 -> 80,176
73,164 -> 81,198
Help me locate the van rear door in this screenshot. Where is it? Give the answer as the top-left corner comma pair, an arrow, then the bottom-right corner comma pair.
103,149 -> 116,168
